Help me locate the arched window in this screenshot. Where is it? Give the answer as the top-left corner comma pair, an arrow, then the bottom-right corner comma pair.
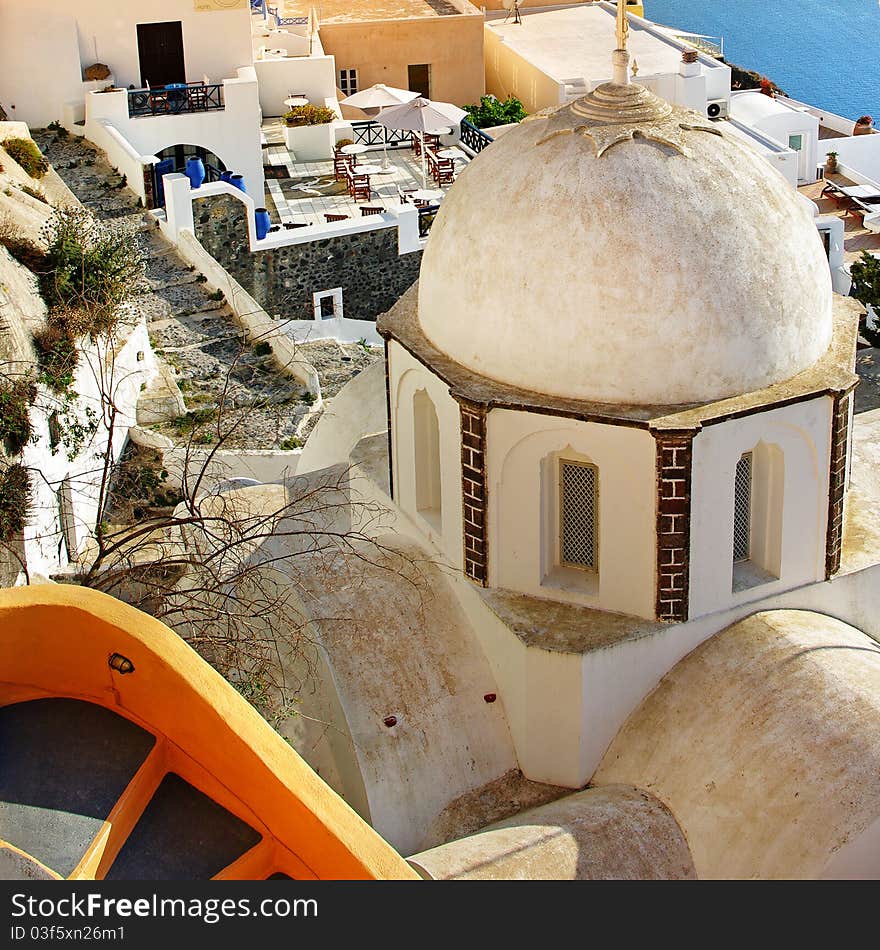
732,442 -> 784,591
413,389 -> 442,532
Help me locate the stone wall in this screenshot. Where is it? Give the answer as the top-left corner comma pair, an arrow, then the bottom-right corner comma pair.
194,195 -> 421,323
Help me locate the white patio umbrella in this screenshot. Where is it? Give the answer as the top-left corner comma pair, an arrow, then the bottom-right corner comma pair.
377,97 -> 468,188
339,83 -> 419,169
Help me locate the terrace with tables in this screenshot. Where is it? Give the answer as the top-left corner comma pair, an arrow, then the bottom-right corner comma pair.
261,117 -> 484,234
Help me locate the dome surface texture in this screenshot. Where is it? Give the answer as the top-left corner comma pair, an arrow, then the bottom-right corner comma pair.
418,86 -> 833,406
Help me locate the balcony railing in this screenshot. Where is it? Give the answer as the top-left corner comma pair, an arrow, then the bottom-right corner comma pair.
459,119 -> 493,156
350,120 -> 414,149
128,83 -> 225,118
418,205 -> 441,238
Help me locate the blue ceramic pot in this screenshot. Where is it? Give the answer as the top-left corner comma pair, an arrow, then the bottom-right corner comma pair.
220,169 -> 233,183
229,173 -> 246,193
254,208 -> 271,241
185,157 -> 206,189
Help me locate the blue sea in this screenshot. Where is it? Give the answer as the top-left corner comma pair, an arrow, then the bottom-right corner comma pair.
644,0 -> 880,120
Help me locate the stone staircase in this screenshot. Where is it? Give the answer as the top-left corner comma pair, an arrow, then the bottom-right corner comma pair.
31,129 -> 311,449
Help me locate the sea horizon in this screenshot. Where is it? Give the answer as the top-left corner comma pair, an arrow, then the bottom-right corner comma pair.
644,0 -> 879,120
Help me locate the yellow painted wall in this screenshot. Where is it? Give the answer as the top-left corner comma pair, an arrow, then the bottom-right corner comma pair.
484,25 -> 564,113
320,16 -> 485,108
0,585 -> 418,881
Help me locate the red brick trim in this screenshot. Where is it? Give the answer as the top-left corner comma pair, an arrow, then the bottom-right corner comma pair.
458,400 -> 488,586
825,392 -> 850,578
654,432 -> 694,622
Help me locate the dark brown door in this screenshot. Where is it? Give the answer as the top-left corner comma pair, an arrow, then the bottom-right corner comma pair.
137,21 -> 185,88
407,64 -> 431,99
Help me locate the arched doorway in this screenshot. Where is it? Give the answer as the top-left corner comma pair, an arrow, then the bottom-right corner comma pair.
151,144 -> 227,208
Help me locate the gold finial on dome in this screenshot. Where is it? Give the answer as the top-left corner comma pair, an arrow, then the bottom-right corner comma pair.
525,0 -> 723,156
615,0 -> 629,53
613,0 -> 631,85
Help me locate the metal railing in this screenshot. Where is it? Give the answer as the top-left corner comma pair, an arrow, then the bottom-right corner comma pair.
128,83 -> 225,118
350,120 -> 414,149
267,4 -> 307,26
418,205 -> 441,238
459,119 -> 493,155
671,32 -> 723,58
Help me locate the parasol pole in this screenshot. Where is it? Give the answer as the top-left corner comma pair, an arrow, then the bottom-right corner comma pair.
421,129 -> 428,188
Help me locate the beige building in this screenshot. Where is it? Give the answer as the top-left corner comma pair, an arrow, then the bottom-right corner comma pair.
285,0 -> 486,109
485,2 -> 727,113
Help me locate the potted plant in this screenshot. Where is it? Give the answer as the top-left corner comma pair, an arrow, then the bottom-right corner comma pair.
825,151 -> 839,175
850,251 -> 880,333
283,105 -> 338,160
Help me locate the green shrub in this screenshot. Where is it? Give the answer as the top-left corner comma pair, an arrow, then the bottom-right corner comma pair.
850,251 -> 880,310
170,407 -> 216,435
33,322 -> 79,392
0,215 -> 48,273
252,340 -> 272,357
2,137 -> 49,179
301,391 -> 316,406
0,464 -> 32,541
280,435 -> 303,450
335,137 -> 354,149
21,184 -> 48,204
40,207 -> 144,320
0,379 -> 37,455
464,95 -> 527,129
283,105 -> 336,127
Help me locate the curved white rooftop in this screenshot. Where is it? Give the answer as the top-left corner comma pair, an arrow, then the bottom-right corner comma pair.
729,89 -> 807,124
594,610 -> 880,879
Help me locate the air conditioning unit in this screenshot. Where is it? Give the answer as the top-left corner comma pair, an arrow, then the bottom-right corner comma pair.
706,98 -> 729,120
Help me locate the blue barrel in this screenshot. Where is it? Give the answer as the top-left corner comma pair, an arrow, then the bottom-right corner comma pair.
229,173 -> 246,193
254,208 -> 271,241
185,156 -> 205,189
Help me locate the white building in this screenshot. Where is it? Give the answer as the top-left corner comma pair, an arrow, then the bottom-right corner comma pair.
0,0 -> 345,207
263,44 -> 880,878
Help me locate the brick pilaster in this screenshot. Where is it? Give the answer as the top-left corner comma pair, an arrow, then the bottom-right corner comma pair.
654,432 -> 695,622
459,400 -> 488,585
825,392 -> 850,578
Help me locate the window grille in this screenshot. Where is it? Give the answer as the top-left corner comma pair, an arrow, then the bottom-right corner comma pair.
559,460 -> 598,571
339,69 -> 358,97
733,452 -> 752,562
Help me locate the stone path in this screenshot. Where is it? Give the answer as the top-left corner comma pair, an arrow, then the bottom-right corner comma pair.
31,129 -> 312,449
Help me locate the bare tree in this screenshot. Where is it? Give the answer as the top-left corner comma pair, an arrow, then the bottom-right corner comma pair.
2,207 -> 426,724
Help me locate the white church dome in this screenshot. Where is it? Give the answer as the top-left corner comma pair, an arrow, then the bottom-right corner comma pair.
418,85 -> 833,406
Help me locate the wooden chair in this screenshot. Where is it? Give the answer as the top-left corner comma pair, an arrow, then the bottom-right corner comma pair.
324,213 -> 349,223
347,169 -> 371,201
145,80 -> 169,113
334,149 -> 353,182
396,185 -> 417,204
360,206 -> 384,216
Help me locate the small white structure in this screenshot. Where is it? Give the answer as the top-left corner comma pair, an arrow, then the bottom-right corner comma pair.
729,90 -> 820,183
